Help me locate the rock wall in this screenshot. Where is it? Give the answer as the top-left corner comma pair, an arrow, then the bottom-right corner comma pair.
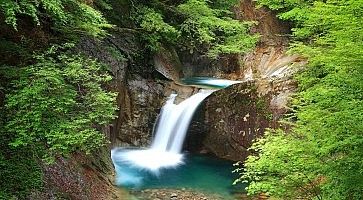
202,82 -> 272,161
178,52 -> 241,78
76,30 -> 170,148
116,75 -> 165,147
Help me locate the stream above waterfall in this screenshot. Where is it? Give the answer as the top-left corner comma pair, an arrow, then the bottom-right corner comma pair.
180,77 -> 242,88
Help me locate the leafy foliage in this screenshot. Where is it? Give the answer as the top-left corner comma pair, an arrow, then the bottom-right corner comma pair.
0,0 -> 111,37
236,0 -> 363,199
5,44 -> 118,161
127,0 -> 258,57
178,0 -> 258,57
235,130 -> 324,199
133,6 -> 180,51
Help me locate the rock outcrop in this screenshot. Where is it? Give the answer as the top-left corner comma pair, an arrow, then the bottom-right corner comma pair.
77,30 -> 170,148
154,46 -> 183,81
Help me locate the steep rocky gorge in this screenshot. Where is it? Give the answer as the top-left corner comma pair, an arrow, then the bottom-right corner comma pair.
39,1 -> 306,199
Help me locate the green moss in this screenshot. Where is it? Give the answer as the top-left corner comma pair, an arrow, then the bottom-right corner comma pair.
107,46 -> 127,63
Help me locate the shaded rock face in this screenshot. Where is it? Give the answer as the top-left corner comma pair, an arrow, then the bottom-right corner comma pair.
154,46 -> 183,81
77,30 -> 169,148
179,52 -> 241,78
115,75 -> 165,147
183,104 -> 208,153
202,82 -> 272,161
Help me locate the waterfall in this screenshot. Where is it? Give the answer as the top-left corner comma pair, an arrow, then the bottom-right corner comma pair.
111,90 -> 213,175
151,90 -> 213,153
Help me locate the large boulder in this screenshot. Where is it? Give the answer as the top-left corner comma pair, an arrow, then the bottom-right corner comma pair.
202,81 -> 272,161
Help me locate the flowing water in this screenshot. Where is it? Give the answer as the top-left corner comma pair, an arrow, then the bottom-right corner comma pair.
151,90 -> 214,153
112,77 -> 243,198
180,77 -> 242,89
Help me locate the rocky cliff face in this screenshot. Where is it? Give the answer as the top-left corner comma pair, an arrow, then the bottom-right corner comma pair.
202,82 -> 271,161
76,30 -> 171,149
187,0 -> 306,161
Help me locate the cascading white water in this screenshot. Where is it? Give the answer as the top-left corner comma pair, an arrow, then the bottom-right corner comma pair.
111,90 -> 213,174
151,90 -> 213,153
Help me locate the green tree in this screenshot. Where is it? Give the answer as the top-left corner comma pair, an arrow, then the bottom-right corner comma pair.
178,0 -> 258,57
126,0 -> 258,57
5,45 -> 117,161
235,0 -> 363,199
0,0 -> 111,37
0,44 -> 118,198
